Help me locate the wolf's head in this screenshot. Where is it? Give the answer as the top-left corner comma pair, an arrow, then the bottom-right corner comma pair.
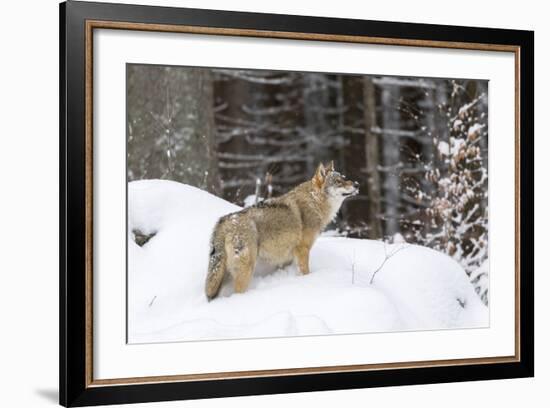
312,161 -> 359,199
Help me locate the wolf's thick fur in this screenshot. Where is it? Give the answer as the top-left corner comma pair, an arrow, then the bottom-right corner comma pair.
205,162 -> 358,300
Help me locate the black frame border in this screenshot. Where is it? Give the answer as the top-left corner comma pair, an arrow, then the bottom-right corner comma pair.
60,1 -> 534,406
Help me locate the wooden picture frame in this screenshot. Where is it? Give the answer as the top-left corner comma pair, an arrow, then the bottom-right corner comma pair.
60,1 -> 534,406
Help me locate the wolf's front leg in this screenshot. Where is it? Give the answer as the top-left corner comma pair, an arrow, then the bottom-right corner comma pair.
294,245 -> 311,275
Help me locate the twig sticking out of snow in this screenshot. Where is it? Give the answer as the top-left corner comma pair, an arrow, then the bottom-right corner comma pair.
351,248 -> 356,285
456,297 -> 466,309
369,243 -> 409,284
254,178 -> 261,205
133,229 -> 157,247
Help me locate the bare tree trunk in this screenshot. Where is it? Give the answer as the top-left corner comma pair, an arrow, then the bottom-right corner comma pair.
340,76 -> 365,235
213,71 -> 253,202
126,65 -> 220,193
302,73 -> 329,176
380,85 -> 401,236
363,77 -> 382,239
192,69 -> 220,194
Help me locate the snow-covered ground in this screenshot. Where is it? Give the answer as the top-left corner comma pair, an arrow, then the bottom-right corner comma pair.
128,180 -> 488,343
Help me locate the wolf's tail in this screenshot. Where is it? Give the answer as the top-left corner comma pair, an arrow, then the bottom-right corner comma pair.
205,220 -> 227,301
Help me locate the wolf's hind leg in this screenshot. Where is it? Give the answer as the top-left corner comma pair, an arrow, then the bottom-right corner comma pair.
294,244 -> 311,275
232,249 -> 256,294
228,236 -> 257,294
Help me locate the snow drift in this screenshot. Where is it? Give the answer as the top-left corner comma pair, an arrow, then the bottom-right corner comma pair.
128,180 -> 488,343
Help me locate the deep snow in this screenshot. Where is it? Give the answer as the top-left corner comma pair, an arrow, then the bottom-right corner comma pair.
128,180 -> 488,343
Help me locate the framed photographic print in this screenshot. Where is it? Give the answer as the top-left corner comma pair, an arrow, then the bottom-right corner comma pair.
59,0 -> 534,406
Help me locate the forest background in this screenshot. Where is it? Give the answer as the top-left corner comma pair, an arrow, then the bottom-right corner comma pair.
126,65 -> 489,304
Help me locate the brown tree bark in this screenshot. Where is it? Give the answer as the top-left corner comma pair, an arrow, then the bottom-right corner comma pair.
126,65 -> 220,193
363,77 -> 383,239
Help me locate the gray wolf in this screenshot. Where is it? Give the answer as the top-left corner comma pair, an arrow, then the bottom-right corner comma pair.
205,162 -> 359,300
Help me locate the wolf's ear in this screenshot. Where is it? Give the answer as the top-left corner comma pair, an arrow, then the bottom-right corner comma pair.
313,163 -> 326,189
325,160 -> 335,172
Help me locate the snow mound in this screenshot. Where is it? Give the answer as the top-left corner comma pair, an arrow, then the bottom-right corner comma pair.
128,180 -> 488,343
